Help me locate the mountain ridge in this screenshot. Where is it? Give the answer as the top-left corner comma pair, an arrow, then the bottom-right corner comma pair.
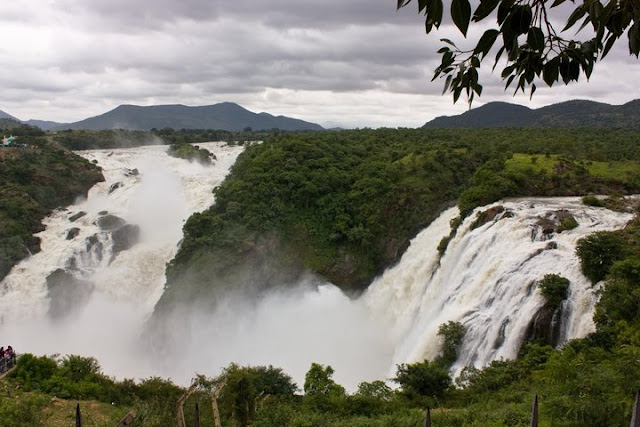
1,103 -> 324,132
54,102 -> 324,131
423,99 -> 640,129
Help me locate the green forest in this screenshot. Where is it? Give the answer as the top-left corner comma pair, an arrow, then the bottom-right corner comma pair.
159,128 -> 640,309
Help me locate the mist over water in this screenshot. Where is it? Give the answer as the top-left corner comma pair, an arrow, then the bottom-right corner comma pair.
157,282 -> 393,390
0,142 -> 635,391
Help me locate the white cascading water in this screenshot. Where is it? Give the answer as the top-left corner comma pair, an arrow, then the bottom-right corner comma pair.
363,197 -> 634,377
0,142 -> 244,378
0,140 -> 635,389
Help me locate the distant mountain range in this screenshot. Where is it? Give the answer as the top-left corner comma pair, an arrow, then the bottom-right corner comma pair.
423,99 -> 640,129
0,102 -> 324,132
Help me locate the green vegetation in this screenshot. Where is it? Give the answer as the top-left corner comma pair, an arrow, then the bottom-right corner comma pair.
160,127 -> 640,308
0,125 -> 103,280
576,231 -> 627,284
399,0 -> 639,103
537,274 -> 570,308
582,195 -> 603,206
166,143 -> 215,164
50,127 -> 274,150
51,129 -> 160,150
436,321 -> 466,368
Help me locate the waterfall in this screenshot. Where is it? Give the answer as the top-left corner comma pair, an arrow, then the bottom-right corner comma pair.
0,142 -> 244,377
363,197 -> 634,376
0,141 -> 635,389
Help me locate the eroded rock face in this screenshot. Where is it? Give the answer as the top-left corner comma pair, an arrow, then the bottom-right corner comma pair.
532,209 -> 579,241
46,268 -> 94,320
86,233 -> 104,262
471,205 -> 511,230
523,304 -> 564,347
25,235 -> 41,254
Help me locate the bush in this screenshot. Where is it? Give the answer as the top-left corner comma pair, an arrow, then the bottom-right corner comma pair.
582,195 -> 603,207
436,321 -> 466,367
393,360 -> 451,400
538,274 -> 570,308
576,231 -> 627,283
557,216 -> 579,232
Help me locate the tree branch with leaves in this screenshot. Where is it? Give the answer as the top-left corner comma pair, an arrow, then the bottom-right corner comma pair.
398,0 -> 640,104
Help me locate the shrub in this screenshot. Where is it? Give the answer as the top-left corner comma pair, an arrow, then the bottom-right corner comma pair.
436,321 -> 466,367
576,231 -> 627,283
393,360 -> 451,400
538,274 -> 570,308
582,195 -> 603,207
557,216 -> 579,232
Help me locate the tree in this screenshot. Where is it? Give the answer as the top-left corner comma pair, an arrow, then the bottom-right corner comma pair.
576,230 -> 627,283
303,363 -> 346,397
393,360 -> 452,399
436,321 -> 466,367
537,273 -> 570,308
397,0 -> 640,104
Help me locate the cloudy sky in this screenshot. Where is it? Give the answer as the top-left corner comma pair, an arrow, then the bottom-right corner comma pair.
1,0 -> 638,128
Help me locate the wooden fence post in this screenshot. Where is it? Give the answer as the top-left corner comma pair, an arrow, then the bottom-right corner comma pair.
211,379 -> 227,427
177,378 -> 200,427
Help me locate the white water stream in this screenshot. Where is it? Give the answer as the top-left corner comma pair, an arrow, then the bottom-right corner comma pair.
0,142 -> 635,389
364,198 -> 633,377
0,142 -> 244,378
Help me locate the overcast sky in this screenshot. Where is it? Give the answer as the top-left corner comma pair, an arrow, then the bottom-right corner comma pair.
1,1 -> 638,128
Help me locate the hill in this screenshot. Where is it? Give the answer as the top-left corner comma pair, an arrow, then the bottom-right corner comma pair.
25,119 -> 62,131
423,99 -> 640,129
52,102 -> 324,131
0,110 -> 20,122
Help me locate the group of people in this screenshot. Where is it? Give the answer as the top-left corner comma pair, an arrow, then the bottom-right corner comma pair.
0,346 -> 16,373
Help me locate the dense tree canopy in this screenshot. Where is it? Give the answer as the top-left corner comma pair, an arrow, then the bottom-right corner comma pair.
398,0 -> 640,103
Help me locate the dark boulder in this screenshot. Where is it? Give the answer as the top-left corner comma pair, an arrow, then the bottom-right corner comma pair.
69,211 -> 86,222
96,214 -> 126,231
108,182 -> 123,194
25,235 -> 41,254
66,227 -> 81,240
111,224 -> 140,259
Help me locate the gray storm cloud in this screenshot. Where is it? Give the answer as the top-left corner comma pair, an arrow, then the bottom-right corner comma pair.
0,0 -> 638,127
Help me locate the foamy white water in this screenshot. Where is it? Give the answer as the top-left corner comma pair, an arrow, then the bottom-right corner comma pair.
0,142 -> 244,377
363,197 -> 634,377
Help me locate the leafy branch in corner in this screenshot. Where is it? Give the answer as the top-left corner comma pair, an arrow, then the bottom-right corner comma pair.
398,0 -> 640,104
